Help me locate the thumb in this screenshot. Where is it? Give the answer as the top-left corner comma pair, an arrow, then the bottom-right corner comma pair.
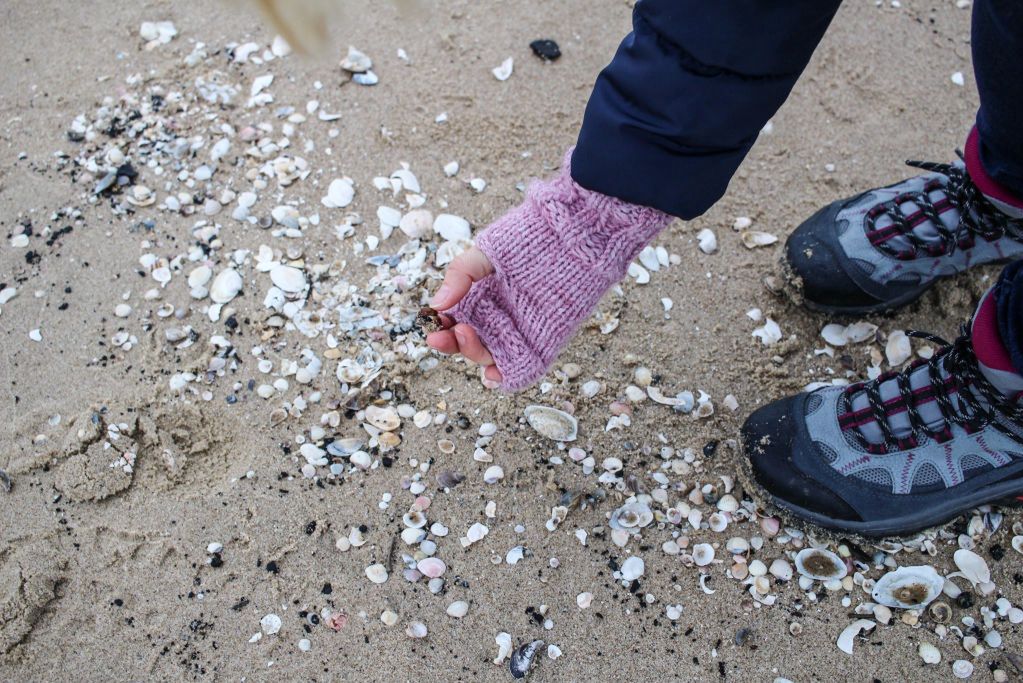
430,247 -> 494,310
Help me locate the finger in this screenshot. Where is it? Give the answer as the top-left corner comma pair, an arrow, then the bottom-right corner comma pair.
426,330 -> 459,354
452,324 -> 495,366
430,248 -> 494,310
437,313 -> 456,330
484,365 -> 503,383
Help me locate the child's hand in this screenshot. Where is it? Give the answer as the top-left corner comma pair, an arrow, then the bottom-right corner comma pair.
426,247 -> 504,385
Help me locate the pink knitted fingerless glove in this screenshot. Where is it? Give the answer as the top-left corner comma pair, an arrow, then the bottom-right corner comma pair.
449,149 -> 673,390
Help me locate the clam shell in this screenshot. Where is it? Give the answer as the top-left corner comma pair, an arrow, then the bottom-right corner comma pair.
209,268 -> 243,304
952,549 -> 990,586
365,405 -> 400,431
794,548 -> 847,581
509,639 -> 543,679
620,556 -> 645,581
322,178 -> 354,208
609,502 -> 653,532
340,46 -> 372,73
692,543 -> 715,567
523,405 -> 577,442
871,565 -> 943,609
417,557 -> 446,578
269,265 -> 307,294
434,214 -> 472,242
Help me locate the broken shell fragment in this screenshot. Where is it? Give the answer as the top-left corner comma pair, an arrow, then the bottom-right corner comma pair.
871,565 -> 943,609
836,619 -> 876,654
495,632 -> 514,664
740,230 -> 779,249
794,548 -> 848,581
510,639 -> 544,679
523,405 -> 577,442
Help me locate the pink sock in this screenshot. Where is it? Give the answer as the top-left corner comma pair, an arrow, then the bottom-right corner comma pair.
449,148 -> 672,390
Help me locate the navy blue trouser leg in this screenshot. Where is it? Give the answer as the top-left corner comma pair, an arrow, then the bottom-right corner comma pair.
573,0 -> 843,219
973,0 -> 1023,200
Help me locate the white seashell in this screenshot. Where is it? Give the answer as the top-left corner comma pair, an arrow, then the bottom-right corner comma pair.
399,209 -> 433,239
726,537 -> 750,555
444,161 -> 460,177
845,322 -> 879,343
646,386 -> 688,407
446,601 -> 469,618
434,214 -> 472,242
872,565 -> 943,608
918,642 -> 941,664
628,262 -> 650,284
638,246 -> 661,271
699,574 -> 716,594
547,644 -> 562,660
577,592 -> 593,609
340,46 -> 372,73
401,527 -> 426,544
620,556 -> 645,581
506,546 -> 526,565
209,269 -> 243,304
733,216 -> 752,231
322,178 -> 355,208
1012,536 -> 1023,555
885,330 -> 912,366
417,557 -> 446,578
836,619 -> 876,654
406,621 -> 428,639
495,632 -> 514,664
794,548 -> 847,581
492,57 -> 514,81
740,230 -> 779,249
260,613 -> 282,635
692,543 -> 715,567
403,510 -> 427,529
524,405 -> 578,442
365,405 -> 400,431
769,559 -> 793,582
609,502 -> 654,531
269,265 -> 307,294
952,660 -> 974,679
483,465 -> 504,484
752,319 -> 782,346
821,324 -> 850,347
952,549 -> 990,586
365,563 -> 388,584
697,229 -> 718,254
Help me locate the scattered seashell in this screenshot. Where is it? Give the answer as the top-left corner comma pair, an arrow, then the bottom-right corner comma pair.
322,178 -> 355,208
885,330 -> 912,366
794,548 -> 847,581
209,269 -> 243,304
510,639 -> 543,679
417,557 -> 446,578
620,556 -> 645,581
446,601 -> 469,618
365,564 -> 388,584
697,229 -> 717,254
270,265 -> 307,294
952,549 -> 990,586
929,601 -> 952,624
609,502 -> 654,532
340,46 -> 372,73
434,214 -> 472,242
919,642 -> 941,664
692,543 -> 715,567
952,660 -> 974,679
406,621 -> 428,639
523,405 -> 577,442
752,319 -> 782,346
872,565 -> 943,609
483,465 -> 504,484
836,619 -> 875,654
492,57 -> 514,81
740,230 -> 779,249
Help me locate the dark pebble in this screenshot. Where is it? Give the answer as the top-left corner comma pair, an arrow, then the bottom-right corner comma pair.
529,39 -> 561,61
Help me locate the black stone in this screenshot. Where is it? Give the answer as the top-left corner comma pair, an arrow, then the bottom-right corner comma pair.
529,39 -> 561,61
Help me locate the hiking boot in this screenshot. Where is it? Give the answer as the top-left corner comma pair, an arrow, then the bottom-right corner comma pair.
784,129 -> 1023,315
742,286 -> 1023,537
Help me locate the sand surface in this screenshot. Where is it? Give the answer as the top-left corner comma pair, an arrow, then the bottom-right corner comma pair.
1,0 -> 1019,681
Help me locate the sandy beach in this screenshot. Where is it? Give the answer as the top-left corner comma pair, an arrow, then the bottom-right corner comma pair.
2,1 -> 1019,681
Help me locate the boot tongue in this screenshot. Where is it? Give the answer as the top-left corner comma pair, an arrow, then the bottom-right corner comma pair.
971,288 -> 1023,397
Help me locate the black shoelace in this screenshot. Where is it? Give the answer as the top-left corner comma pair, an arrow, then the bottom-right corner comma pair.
866,157 -> 1023,260
843,327 -> 1023,453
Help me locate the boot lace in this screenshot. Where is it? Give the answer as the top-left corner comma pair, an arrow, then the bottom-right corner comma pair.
841,327 -> 1023,454
865,157 -> 1023,260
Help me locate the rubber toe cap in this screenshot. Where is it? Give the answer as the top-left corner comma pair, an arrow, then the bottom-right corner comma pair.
742,395 -> 861,522
786,206 -> 884,310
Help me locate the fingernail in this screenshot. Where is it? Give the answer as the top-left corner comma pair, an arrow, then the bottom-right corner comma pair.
430,285 -> 451,308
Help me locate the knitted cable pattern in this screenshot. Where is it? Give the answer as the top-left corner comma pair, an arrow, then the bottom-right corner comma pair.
449,148 -> 673,390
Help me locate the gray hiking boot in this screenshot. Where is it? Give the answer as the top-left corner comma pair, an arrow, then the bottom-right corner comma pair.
742,288 -> 1023,537
785,158 -> 1023,315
